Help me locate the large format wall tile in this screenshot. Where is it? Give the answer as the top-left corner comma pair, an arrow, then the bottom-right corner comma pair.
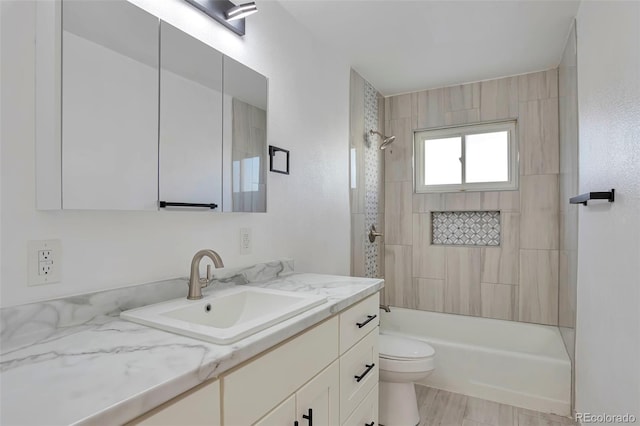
384,245 -> 412,307
444,192 -> 482,211
413,213 -> 446,279
386,92 -> 414,121
481,282 -> 518,320
481,213 -> 520,285
417,88 -> 446,129
384,118 -> 413,182
519,249 -> 559,325
479,191 -> 520,212
444,83 -> 480,112
519,98 -> 560,175
385,181 -> 413,245
413,193 -> 444,213
518,69 -> 558,101
411,278 -> 445,312
445,247 -> 482,316
445,109 -> 480,126
479,76 -> 519,121
520,174 -> 559,250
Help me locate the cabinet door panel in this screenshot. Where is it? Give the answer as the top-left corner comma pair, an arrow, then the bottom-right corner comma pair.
255,394 -> 296,426
296,360 -> 340,426
341,384 -> 378,426
61,0 -> 158,210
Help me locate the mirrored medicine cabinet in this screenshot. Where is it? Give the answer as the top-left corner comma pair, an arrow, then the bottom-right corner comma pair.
36,0 -> 268,213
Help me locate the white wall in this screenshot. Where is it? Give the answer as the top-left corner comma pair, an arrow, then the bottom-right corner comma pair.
575,1 -> 640,421
0,0 -> 351,307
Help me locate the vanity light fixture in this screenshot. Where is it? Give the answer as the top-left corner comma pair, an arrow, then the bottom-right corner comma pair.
184,0 -> 257,36
225,2 -> 258,21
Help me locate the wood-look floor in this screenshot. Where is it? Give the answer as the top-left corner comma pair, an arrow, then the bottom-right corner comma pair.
415,385 -> 577,426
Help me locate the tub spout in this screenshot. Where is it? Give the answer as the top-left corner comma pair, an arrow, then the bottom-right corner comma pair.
380,304 -> 391,313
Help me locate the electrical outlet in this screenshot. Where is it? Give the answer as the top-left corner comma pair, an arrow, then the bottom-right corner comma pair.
39,261 -> 53,276
28,239 -> 61,286
240,228 -> 251,255
39,250 -> 52,262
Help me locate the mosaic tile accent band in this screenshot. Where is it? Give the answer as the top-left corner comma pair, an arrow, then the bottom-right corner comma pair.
432,211 -> 501,246
363,80 -> 380,277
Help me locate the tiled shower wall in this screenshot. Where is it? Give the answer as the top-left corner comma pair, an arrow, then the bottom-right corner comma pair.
383,70 -> 560,325
558,22 -> 578,391
350,70 -> 385,278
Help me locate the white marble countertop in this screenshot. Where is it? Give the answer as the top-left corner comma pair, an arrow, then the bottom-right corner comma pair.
0,273 -> 383,426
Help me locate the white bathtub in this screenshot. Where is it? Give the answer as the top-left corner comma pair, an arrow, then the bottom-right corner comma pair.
379,307 -> 571,416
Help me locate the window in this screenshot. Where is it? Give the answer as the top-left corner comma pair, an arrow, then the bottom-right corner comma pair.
414,121 -> 518,193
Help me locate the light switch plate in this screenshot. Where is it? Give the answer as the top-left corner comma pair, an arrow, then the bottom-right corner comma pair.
28,239 -> 61,286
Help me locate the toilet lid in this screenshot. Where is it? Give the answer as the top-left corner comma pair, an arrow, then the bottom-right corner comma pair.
379,334 -> 435,360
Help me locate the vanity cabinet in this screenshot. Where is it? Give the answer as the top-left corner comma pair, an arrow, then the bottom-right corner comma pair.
127,293 -> 380,426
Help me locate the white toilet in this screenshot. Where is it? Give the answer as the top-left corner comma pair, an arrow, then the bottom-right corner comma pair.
378,334 -> 436,426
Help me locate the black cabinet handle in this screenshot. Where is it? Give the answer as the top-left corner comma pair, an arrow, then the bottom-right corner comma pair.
356,314 -> 377,328
365,422 -> 375,426
354,363 -> 375,382
159,201 -> 218,210
302,408 -> 312,426
294,422 -> 299,426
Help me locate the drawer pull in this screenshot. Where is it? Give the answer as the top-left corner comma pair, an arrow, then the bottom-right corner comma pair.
356,314 -> 377,328
365,423 -> 375,426
294,422 -> 299,426
303,408 -> 313,426
354,363 -> 375,382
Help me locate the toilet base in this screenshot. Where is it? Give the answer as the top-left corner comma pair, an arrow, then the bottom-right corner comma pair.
379,381 -> 420,426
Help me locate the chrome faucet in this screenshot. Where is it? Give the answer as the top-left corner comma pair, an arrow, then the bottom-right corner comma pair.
187,249 -> 224,300
380,304 -> 391,312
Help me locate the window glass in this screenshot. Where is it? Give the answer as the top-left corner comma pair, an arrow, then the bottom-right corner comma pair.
424,137 -> 462,185
465,131 -> 509,183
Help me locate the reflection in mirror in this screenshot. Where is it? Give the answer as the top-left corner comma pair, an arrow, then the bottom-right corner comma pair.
159,22 -> 223,209
222,57 -> 268,212
62,0 -> 159,210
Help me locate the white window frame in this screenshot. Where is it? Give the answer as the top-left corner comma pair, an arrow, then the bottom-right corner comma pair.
414,120 -> 518,193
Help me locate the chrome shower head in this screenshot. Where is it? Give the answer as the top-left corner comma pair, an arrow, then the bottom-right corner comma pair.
369,130 -> 396,150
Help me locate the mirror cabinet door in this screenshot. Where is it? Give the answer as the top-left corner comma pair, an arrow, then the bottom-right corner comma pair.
222,57 -> 268,213
159,22 -> 223,210
62,0 -> 159,210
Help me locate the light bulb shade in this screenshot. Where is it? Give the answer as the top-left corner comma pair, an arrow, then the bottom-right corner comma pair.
225,2 -> 258,21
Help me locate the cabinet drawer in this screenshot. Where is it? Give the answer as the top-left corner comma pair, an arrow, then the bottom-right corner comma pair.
342,384 -> 378,426
223,316 -> 339,425
126,380 -> 220,426
339,293 -> 380,354
339,329 -> 379,423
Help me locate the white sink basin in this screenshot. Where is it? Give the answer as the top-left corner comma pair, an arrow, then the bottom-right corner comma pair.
120,286 -> 327,344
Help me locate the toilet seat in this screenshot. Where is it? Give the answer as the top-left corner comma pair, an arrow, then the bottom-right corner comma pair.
379,334 -> 435,360
379,334 -> 435,373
